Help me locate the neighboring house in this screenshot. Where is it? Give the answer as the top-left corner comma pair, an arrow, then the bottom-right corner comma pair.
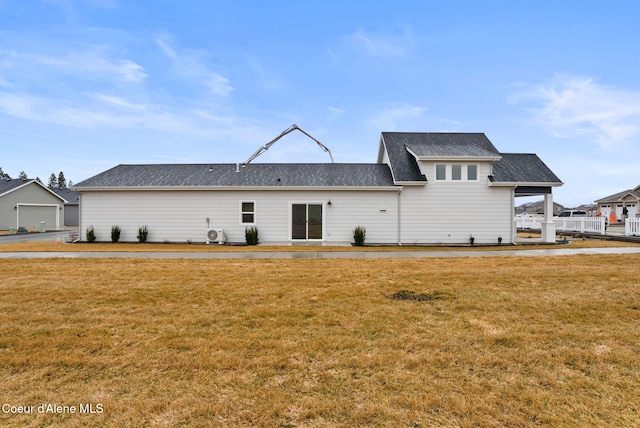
0,178 -> 67,231
595,185 -> 640,221
52,187 -> 80,227
73,132 -> 563,244
515,200 -> 564,216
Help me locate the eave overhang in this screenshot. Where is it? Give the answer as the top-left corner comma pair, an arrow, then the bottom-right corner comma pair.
73,185 -> 402,192
488,181 -> 563,188
405,147 -> 502,162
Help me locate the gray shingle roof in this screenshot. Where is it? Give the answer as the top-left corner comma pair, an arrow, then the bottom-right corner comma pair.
0,178 -> 34,196
594,187 -> 640,203
74,163 -> 397,188
491,154 -> 562,184
52,188 -> 80,205
0,179 -> 70,202
381,132 -> 501,182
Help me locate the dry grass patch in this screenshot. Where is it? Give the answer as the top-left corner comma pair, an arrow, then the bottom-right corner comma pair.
1,255 -> 639,427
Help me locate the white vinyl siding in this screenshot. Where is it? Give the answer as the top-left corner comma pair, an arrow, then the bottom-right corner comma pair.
401,161 -> 512,244
79,190 -> 400,244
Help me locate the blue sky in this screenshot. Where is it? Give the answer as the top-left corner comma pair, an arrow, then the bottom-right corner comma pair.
1,0 -> 639,206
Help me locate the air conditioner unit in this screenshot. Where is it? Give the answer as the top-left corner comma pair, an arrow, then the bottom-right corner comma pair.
206,228 -> 225,244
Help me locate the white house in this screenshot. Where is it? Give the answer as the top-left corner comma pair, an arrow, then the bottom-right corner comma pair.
73,132 -> 563,245
595,185 -> 640,222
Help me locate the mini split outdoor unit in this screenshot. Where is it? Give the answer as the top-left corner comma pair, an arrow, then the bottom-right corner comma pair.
206,229 -> 225,244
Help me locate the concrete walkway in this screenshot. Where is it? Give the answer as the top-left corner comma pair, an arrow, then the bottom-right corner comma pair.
2,246 -> 640,259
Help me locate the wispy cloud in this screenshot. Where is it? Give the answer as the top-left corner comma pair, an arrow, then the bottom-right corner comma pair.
326,106 -> 344,121
0,92 -> 201,133
156,38 -> 233,96
0,49 -> 147,83
346,28 -> 411,57
509,74 -> 640,149
89,93 -> 148,111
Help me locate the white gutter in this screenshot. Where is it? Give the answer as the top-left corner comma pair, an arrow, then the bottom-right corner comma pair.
489,181 -> 563,187
397,187 -> 402,245
72,185 -> 402,192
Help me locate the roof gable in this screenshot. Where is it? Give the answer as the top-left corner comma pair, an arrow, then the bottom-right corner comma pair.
379,132 -> 501,183
0,178 -> 68,202
595,187 -> 640,203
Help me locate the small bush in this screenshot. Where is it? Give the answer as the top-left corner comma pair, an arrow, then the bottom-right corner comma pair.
137,225 -> 148,243
245,226 -> 259,245
497,235 -> 503,246
111,225 -> 121,243
468,234 -> 475,246
353,226 -> 366,246
86,226 -> 96,243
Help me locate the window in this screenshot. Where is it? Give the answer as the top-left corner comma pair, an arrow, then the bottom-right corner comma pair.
452,165 -> 462,180
467,165 -> 478,181
435,163 -> 479,181
241,202 -> 255,224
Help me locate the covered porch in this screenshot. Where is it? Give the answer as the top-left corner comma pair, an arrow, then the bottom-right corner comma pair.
513,186 -> 557,244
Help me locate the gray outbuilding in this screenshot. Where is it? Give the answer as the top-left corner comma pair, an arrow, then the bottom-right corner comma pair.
0,178 -> 67,232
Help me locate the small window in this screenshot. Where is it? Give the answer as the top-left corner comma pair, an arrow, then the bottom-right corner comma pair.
241,202 -> 255,224
467,165 -> 478,181
452,165 -> 462,180
435,164 -> 446,180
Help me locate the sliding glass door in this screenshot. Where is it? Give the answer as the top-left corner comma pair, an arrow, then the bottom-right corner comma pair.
291,203 -> 323,240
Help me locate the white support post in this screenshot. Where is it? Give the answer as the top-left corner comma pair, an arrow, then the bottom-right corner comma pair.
541,193 -> 556,243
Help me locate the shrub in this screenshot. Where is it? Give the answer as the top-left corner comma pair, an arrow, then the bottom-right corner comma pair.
498,235 -> 503,246
137,225 -> 148,243
111,225 -> 121,243
468,234 -> 475,246
353,226 -> 366,246
245,226 -> 259,245
86,226 -> 96,243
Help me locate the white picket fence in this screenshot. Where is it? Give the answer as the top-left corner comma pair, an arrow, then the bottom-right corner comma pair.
515,216 -> 607,234
626,218 -> 640,236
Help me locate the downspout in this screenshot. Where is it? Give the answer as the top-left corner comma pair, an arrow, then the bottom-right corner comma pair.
78,192 -> 82,242
510,187 -> 515,244
397,188 -> 402,245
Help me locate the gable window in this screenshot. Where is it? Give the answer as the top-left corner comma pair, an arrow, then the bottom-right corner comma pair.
241,201 -> 255,224
435,164 -> 446,180
467,165 -> 478,181
452,165 -> 462,180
